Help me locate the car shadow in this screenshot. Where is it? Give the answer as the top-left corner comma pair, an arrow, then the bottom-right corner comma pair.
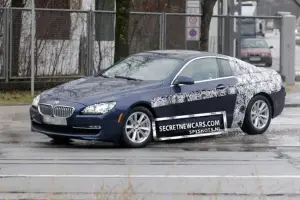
35,129 -> 270,150
37,139 -> 120,149
36,136 -> 219,149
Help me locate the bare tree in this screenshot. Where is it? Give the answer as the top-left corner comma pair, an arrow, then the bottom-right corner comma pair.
0,0 -> 9,7
199,0 -> 218,51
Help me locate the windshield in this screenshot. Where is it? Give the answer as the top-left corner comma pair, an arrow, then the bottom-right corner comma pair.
100,55 -> 182,81
241,39 -> 269,48
240,23 -> 256,35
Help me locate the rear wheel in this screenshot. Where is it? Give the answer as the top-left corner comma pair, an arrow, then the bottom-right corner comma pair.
121,107 -> 153,148
241,95 -> 272,135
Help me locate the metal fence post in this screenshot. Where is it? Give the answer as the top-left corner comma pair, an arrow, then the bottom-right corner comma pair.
279,17 -> 284,76
223,15 -> 231,56
31,0 -> 36,96
4,8 -> 9,83
281,15 -> 296,85
159,12 -> 163,50
87,9 -> 94,76
159,12 -> 166,50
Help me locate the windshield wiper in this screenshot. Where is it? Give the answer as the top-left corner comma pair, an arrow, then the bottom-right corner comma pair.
114,75 -> 142,81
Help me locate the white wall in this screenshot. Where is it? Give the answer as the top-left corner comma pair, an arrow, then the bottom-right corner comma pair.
17,0 -> 113,77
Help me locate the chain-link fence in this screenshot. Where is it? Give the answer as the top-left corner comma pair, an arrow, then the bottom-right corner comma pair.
0,7 -> 286,84
0,7 -> 7,80
235,16 -> 282,71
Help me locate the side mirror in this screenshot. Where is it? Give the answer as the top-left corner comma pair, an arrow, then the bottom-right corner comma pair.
269,46 -> 274,49
173,76 -> 194,86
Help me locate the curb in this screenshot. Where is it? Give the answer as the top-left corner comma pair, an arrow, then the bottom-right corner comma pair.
284,104 -> 300,107
0,104 -> 30,106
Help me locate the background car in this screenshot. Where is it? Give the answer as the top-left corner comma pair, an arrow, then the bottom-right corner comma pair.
30,50 -> 285,148
240,38 -> 273,67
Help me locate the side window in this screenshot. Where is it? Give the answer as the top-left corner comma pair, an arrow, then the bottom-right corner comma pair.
179,57 -> 220,81
217,58 -> 233,77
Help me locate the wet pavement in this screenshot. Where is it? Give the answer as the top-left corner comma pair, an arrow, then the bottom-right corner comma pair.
1,105 -> 300,199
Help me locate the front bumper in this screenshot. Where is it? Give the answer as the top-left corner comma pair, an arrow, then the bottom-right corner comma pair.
30,105 -> 123,142
241,56 -> 272,65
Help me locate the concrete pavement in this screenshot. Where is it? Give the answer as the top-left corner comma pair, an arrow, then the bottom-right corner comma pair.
2,106 -> 300,199
284,82 -> 300,106
264,32 -> 300,75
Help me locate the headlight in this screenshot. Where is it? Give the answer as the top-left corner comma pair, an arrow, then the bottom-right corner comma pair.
81,102 -> 116,114
32,95 -> 40,107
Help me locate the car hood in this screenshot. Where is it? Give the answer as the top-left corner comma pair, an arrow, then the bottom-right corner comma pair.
40,76 -> 163,105
241,48 -> 270,54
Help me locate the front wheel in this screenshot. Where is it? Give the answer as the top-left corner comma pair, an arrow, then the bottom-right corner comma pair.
241,95 -> 272,135
265,62 -> 272,67
121,107 -> 154,148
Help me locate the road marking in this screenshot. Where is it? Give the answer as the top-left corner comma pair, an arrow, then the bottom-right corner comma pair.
2,175 -> 300,178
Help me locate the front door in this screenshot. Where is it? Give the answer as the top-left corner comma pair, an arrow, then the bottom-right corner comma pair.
155,57 -> 237,139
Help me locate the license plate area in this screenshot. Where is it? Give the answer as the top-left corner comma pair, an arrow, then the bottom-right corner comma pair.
249,56 -> 261,61
154,112 -> 226,138
43,115 -> 67,126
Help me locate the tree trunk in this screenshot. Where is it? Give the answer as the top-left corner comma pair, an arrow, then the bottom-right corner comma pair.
11,0 -> 24,77
114,0 -> 131,63
199,0 -> 217,51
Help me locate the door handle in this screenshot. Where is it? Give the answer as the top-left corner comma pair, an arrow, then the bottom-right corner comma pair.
216,84 -> 226,90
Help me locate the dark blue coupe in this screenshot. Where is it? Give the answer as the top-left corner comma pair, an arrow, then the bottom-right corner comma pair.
30,50 -> 286,148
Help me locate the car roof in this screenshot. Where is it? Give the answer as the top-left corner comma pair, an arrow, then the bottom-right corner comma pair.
135,50 -> 220,61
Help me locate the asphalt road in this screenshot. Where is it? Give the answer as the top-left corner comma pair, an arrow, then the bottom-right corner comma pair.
1,105 -> 300,199
264,32 -> 300,74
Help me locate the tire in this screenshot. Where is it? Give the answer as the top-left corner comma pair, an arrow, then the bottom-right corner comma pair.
241,95 -> 272,135
121,106 -> 154,148
48,135 -> 71,144
265,62 -> 272,67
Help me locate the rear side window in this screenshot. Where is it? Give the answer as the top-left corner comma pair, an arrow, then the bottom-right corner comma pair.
217,58 -> 233,77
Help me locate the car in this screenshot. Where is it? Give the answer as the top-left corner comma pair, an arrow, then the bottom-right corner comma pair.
30,50 -> 286,148
240,38 -> 273,67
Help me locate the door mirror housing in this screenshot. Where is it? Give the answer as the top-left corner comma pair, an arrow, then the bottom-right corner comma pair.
173,76 -> 195,86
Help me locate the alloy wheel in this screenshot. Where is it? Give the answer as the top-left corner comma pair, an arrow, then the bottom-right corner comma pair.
250,100 -> 270,130
125,111 -> 151,144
